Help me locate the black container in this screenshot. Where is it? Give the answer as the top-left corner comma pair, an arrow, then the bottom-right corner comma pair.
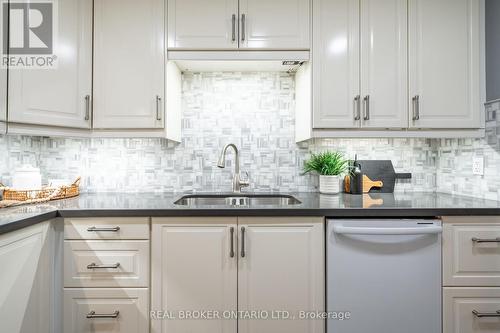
350,160 -> 363,194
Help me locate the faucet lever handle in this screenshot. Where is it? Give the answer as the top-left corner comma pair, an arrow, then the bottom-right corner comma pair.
239,171 -> 250,187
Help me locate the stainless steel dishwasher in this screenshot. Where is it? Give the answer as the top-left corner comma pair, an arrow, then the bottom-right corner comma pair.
327,219 -> 442,333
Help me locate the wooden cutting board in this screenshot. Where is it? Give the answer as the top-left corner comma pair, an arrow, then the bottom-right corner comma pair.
363,175 -> 383,193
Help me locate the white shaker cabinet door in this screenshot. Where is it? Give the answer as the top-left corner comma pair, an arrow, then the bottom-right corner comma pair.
8,0 -> 92,129
360,0 -> 408,128
238,0 -> 310,50
168,0 -> 238,49
312,0 -> 360,128
93,0 -> 164,129
0,222 -> 51,333
0,4 -> 6,131
0,61 -> 6,130
151,218 -> 238,333
237,217 -> 325,333
409,0 -> 482,128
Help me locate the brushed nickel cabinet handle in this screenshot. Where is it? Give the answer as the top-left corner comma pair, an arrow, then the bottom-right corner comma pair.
156,95 -> 162,121
229,227 -> 235,258
86,310 -> 120,319
472,310 -> 500,318
354,95 -> 361,121
87,262 -> 121,269
241,14 -> 246,42
87,226 -> 120,232
412,95 -> 420,121
472,237 -> 500,243
231,14 -> 236,42
240,226 -> 246,258
84,95 -> 91,121
363,95 -> 370,121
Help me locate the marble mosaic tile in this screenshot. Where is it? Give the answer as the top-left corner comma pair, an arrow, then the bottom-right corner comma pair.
2,71 -> 495,197
435,101 -> 500,201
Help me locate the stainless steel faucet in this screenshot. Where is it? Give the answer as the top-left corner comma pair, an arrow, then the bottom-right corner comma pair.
217,143 -> 250,193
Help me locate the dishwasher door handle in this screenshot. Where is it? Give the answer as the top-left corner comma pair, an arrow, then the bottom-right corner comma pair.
332,225 -> 442,235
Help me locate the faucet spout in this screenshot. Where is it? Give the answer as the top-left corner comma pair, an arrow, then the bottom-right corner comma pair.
217,143 -> 248,193
217,144 -> 239,174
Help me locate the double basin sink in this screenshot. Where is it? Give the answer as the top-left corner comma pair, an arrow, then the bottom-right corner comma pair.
174,194 -> 301,207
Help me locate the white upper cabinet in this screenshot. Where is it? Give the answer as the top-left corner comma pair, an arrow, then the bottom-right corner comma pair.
238,0 -> 311,49
313,0 -> 407,129
0,65 -> 6,126
409,0 -> 482,128
0,11 -> 6,129
93,0 -> 164,129
360,0 -> 408,128
167,0 -> 310,50
8,0 -> 92,129
312,0 -> 360,128
168,0 -> 238,49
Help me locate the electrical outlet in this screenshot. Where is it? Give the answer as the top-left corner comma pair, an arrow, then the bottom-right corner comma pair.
472,156 -> 484,176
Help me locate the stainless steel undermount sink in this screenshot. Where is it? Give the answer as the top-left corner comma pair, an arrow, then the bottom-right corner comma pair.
174,194 -> 301,206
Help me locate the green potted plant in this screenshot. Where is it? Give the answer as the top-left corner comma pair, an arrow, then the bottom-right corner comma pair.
303,151 -> 348,194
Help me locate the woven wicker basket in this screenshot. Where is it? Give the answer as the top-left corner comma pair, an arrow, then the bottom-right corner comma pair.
1,177 -> 80,202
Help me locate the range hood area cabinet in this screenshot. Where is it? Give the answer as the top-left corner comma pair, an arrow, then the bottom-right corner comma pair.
5,0 -> 182,141
305,0 -> 485,139
167,0 -> 310,50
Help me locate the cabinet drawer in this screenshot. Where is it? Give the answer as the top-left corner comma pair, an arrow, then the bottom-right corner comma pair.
64,288 -> 149,333
64,240 -> 149,288
443,287 -> 500,333
64,217 -> 149,240
443,222 -> 500,286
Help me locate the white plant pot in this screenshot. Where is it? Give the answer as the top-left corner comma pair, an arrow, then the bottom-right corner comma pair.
319,175 -> 341,194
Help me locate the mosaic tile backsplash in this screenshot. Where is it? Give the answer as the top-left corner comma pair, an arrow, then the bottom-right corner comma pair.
0,72 -> 497,199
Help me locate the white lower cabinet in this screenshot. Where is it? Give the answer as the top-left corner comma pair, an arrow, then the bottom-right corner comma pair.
442,217 -> 500,333
63,288 -> 149,333
151,217 -> 238,333
63,217 -> 150,333
152,216 -> 325,333
0,221 -> 53,333
237,217 -> 325,333
443,287 -> 500,333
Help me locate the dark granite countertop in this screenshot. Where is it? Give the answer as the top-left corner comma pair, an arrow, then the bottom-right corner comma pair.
1,192 -> 500,235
